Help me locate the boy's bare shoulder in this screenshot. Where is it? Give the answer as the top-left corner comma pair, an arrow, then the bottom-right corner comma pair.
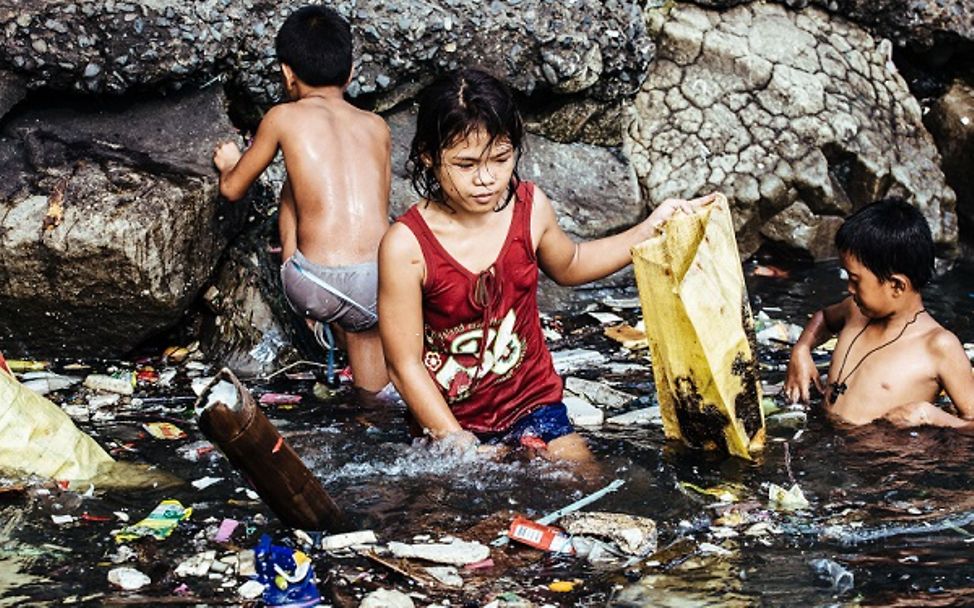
925,321 -> 964,357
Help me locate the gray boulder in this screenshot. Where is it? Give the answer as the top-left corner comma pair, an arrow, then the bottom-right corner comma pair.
687,0 -> 974,52
0,70 -> 25,118
927,81 -> 974,247
0,87 -> 249,357
0,1 -> 651,107
627,3 -> 958,259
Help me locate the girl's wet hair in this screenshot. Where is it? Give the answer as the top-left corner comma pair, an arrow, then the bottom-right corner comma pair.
407,68 -> 524,211
835,197 -> 935,289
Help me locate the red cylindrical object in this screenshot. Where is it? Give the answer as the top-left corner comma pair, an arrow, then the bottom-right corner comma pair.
197,369 -> 350,532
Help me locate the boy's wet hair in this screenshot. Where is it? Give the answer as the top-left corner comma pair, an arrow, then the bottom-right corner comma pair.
835,197 -> 934,289
276,5 -> 352,88
408,68 -> 524,211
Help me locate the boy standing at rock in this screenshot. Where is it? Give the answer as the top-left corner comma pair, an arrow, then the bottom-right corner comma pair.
214,5 -> 390,396
784,198 -> 974,429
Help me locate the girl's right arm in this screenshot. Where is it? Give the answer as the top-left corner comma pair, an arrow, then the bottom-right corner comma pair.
784,297 -> 853,403
378,224 -> 474,443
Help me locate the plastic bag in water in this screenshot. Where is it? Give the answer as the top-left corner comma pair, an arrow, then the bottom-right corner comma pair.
809,558 -> 854,594
254,534 -> 321,607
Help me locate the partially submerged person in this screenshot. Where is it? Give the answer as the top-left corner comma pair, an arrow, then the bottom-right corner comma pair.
378,68 -> 715,461
213,5 -> 391,397
784,198 -> 974,429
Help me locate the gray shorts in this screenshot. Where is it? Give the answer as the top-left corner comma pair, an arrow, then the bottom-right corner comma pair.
280,250 -> 378,333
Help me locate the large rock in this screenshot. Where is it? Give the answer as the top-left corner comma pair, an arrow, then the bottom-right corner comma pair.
0,1 -> 652,107
687,0 -> 974,52
387,108 -> 642,239
927,81 -> 974,249
197,219 -> 312,378
627,3 -> 958,260
0,70 -> 25,118
0,87 -> 248,357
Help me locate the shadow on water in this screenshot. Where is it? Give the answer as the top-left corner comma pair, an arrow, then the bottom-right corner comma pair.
2,258 -> 973,606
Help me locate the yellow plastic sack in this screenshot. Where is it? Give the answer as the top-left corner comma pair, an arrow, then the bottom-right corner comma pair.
631,193 -> 765,459
0,367 -> 181,489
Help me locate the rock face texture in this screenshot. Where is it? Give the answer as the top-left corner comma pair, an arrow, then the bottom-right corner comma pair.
0,87 -> 248,357
0,1 -> 651,108
688,0 -> 974,52
627,3 -> 958,259
927,82 -> 974,242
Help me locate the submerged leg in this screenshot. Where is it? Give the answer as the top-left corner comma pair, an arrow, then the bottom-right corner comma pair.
345,327 -> 389,394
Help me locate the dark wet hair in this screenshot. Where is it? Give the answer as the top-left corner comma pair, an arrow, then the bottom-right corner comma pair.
407,68 -> 524,211
275,5 -> 352,88
835,197 -> 934,289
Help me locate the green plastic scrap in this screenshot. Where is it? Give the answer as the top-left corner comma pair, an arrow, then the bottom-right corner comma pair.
114,499 -> 192,542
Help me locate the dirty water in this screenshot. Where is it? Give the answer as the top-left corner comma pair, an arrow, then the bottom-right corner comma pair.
2,259 -> 974,607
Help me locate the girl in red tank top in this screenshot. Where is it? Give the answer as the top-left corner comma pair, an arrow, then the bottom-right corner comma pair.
378,68 -> 716,461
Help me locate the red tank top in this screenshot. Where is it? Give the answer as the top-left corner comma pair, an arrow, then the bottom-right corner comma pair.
397,182 -> 563,433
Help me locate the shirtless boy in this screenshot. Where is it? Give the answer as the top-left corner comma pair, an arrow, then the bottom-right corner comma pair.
213,5 -> 391,395
784,198 -> 974,429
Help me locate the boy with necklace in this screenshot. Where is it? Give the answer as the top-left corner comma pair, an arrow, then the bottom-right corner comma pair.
214,5 -> 391,399
784,198 -> 974,428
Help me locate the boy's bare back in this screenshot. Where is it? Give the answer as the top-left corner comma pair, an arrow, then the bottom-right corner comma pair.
267,94 -> 390,266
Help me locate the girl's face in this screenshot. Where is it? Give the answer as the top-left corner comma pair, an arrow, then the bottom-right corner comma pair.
434,128 -> 516,214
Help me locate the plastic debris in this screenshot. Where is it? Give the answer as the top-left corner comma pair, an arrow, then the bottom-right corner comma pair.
752,264 -> 790,278
549,580 -> 577,592
603,322 -> 648,350
175,550 -> 215,577
563,395 -> 604,427
564,377 -> 636,409
493,479 -> 625,547
602,295 -> 641,309
107,567 -> 151,590
176,440 -> 216,462
680,481 -> 741,503
388,539 -> 490,566
768,483 -> 810,511
259,393 -> 303,406
606,406 -> 662,426
809,558 -> 854,593
507,516 -> 573,553
83,372 -> 135,395
238,579 -> 265,599
114,499 -> 192,542
213,518 -> 239,542
191,476 -> 223,490
755,321 -> 803,346
253,534 -> 320,608
6,359 -> 49,372
560,512 -> 658,555
361,588 -> 415,608
424,565 -> 463,588
143,422 -> 187,440
320,529 -> 378,551
21,372 -> 79,395
551,349 -> 606,374
766,410 -> 807,432
587,311 -> 623,325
